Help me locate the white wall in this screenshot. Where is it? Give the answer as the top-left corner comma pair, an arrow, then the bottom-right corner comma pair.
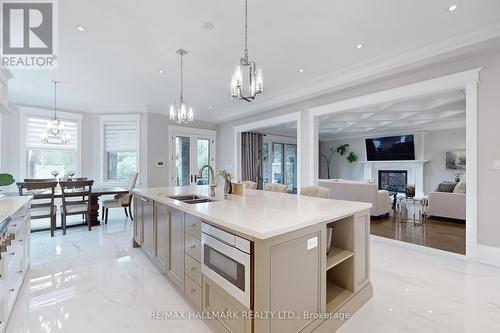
319,128 -> 466,193
217,44 -> 500,248
0,106 -> 216,188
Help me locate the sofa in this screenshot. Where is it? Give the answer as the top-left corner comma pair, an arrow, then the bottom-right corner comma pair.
425,192 -> 466,220
318,179 -> 390,217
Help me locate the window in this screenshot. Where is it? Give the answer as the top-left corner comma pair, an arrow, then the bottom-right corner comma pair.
25,115 -> 79,179
102,117 -> 139,182
262,140 -> 297,193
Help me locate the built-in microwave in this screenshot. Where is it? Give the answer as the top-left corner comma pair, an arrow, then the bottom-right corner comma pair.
201,222 -> 253,309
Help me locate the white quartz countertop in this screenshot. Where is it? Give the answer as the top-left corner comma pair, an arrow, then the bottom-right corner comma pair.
134,185 -> 371,240
0,196 -> 32,225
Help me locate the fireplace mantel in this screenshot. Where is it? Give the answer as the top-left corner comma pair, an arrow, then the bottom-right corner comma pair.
360,160 -> 429,197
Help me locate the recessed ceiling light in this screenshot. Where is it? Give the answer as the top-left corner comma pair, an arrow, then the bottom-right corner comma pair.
448,4 -> 458,12
158,69 -> 165,74
208,105 -> 213,109
75,25 -> 86,32
298,68 -> 305,73
203,22 -> 214,30
356,43 -> 364,49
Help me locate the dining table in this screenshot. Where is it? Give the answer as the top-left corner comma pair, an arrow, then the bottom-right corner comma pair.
16,186 -> 129,227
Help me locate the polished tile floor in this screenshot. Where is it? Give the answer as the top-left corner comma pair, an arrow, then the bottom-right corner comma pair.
7,212 -> 500,332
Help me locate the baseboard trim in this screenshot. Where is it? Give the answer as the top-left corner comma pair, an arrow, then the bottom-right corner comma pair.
477,244 -> 500,267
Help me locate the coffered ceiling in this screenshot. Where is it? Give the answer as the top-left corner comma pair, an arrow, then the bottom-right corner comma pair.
7,0 -> 500,123
317,90 -> 466,139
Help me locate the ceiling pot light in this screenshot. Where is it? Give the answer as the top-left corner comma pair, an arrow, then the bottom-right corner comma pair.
231,0 -> 263,102
448,4 -> 458,12
169,49 -> 194,125
208,105 -> 213,109
41,81 -> 70,145
203,22 -> 214,30
158,69 -> 165,74
76,25 -> 86,32
356,43 -> 364,49
299,68 -> 305,73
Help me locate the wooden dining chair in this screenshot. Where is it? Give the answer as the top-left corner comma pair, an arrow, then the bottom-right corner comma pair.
59,180 -> 94,234
17,181 -> 58,237
101,172 -> 139,224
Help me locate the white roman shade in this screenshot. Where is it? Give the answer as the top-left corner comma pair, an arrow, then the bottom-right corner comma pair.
26,116 -> 78,149
104,121 -> 137,152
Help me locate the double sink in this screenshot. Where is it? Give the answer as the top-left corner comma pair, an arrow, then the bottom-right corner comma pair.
167,194 -> 215,205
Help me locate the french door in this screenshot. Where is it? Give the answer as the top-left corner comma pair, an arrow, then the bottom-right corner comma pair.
170,130 -> 216,187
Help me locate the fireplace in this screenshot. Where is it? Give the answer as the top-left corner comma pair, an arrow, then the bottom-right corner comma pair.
378,170 -> 408,193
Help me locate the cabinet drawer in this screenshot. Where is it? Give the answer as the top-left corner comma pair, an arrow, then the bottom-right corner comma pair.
203,278 -> 251,333
184,254 -> 201,286
185,215 -> 201,240
184,274 -> 201,310
184,232 -> 201,262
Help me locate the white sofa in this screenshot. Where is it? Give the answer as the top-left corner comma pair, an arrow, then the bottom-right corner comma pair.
425,192 -> 466,220
318,179 -> 390,217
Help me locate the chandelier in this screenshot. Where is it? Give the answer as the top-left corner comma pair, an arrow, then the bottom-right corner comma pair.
41,80 -> 70,145
170,49 -> 194,125
231,0 -> 263,102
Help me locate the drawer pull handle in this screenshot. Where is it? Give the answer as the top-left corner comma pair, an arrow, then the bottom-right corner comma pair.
17,270 -> 23,274
191,288 -> 196,294
9,289 -> 14,292
190,245 -> 196,249
10,252 -> 15,256
190,267 -> 196,271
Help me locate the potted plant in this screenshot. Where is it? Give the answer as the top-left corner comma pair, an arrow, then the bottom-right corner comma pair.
320,144 -> 358,179
0,173 -> 15,199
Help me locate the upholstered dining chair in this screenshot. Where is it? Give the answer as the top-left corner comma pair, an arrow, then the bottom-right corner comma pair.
241,181 -> 258,190
263,183 -> 288,193
17,180 -> 58,237
300,186 -> 330,198
101,172 -> 139,224
59,180 -> 94,234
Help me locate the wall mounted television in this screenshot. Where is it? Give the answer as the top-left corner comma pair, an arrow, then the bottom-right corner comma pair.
365,135 -> 415,161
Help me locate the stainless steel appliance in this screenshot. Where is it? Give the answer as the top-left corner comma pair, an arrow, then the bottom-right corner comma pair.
201,222 -> 253,309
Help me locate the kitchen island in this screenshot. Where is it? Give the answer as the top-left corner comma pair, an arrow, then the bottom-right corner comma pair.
133,185 -> 372,333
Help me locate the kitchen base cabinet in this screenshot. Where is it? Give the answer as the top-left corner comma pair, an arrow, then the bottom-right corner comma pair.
142,197 -> 155,257
0,197 -> 31,333
202,277 -> 252,333
155,203 -> 168,272
132,196 -> 143,246
167,208 -> 185,290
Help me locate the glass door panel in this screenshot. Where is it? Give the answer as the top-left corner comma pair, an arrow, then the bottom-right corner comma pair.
175,136 -> 191,186
284,144 -> 297,192
196,138 -> 210,185
272,143 -> 283,184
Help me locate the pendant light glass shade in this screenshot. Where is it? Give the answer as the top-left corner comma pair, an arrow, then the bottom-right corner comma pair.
41,81 -> 71,145
170,49 -> 194,125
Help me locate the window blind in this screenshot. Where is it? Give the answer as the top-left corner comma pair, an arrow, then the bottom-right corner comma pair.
26,116 -> 78,149
104,121 -> 137,152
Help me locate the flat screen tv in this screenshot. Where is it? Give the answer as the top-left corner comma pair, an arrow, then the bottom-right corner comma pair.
365,135 -> 415,161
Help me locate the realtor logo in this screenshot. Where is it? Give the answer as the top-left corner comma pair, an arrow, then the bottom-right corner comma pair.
1,0 -> 58,68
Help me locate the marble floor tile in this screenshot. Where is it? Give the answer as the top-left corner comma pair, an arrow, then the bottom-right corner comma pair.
6,213 -> 500,332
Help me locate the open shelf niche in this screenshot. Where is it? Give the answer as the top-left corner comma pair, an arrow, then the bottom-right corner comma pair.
325,216 -> 355,313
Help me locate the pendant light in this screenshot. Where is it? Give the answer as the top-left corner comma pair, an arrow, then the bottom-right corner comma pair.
41,80 -> 70,145
231,0 -> 263,102
170,49 -> 194,124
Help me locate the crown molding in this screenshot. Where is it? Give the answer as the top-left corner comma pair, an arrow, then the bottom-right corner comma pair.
213,21 -> 500,124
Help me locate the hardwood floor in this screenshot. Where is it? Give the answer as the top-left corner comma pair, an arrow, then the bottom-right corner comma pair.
370,212 -> 466,255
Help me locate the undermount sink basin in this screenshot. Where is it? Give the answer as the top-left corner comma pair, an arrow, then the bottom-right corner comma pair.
168,195 -> 214,204
168,195 -> 202,201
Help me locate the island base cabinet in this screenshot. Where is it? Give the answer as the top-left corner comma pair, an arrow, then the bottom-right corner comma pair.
133,196 -> 143,246
142,198 -> 155,257
167,208 -> 185,290
202,277 -> 252,333
155,203 -> 168,271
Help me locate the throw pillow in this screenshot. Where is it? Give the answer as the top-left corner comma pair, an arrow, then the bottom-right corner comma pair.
436,181 -> 457,193
453,181 -> 466,194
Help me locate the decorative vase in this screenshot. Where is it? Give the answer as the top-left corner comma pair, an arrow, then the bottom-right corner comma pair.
405,184 -> 416,198
224,179 -> 232,195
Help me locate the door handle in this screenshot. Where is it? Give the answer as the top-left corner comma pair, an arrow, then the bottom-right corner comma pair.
190,175 -> 193,183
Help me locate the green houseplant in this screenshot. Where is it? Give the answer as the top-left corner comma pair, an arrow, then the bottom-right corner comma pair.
0,173 -> 15,199
320,144 -> 358,179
